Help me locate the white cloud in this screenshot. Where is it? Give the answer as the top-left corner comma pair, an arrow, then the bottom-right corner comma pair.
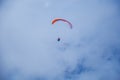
0,0 -> 120,80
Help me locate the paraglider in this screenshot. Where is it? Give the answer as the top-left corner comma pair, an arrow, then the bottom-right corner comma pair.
52,18 -> 72,29
52,18 -> 73,42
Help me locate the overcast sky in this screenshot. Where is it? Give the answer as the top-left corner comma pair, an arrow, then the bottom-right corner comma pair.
0,0 -> 120,80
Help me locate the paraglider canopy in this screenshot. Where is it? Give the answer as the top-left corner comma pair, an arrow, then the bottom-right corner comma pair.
52,18 -> 72,29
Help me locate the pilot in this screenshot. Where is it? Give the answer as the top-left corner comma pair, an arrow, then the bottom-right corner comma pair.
57,37 -> 60,42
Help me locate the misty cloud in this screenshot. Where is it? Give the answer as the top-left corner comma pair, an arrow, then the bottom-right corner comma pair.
0,0 -> 120,80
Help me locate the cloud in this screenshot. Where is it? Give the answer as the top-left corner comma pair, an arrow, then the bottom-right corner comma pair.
0,0 -> 120,80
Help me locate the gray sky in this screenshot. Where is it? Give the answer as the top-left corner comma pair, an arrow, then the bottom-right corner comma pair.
0,0 -> 120,80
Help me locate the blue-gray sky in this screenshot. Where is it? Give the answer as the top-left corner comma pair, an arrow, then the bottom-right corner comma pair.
0,0 -> 120,80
